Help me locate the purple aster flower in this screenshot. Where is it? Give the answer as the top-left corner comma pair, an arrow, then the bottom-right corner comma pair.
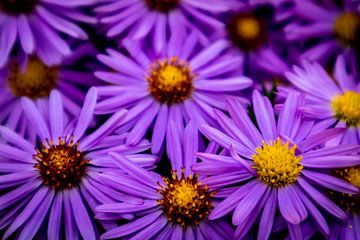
95,33 -> 252,154
217,0 -> 294,77
192,91 -> 360,239
285,0 -> 360,64
95,121 -> 234,239
0,0 -> 97,67
0,44 -> 99,141
0,88 -> 157,239
278,55 -> 360,144
95,0 -> 235,48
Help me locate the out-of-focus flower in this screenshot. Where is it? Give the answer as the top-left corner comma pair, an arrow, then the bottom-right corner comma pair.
0,0 -> 97,67
0,89 -> 157,239
285,0 -> 360,64
0,44 -> 99,141
95,32 -> 252,154
192,91 -> 360,239
279,55 -> 360,144
95,0 -> 235,48
218,1 -> 294,77
96,121 -> 234,240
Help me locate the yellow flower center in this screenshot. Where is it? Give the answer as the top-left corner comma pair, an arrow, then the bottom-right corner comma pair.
144,0 -> 180,12
34,137 -> 89,190
333,12 -> 360,46
331,91 -> 360,127
237,17 -> 261,40
252,138 -> 303,187
7,57 -> 58,99
227,13 -> 267,51
0,0 -> 37,15
158,170 -> 214,228
330,167 -> 360,213
147,57 -> 194,104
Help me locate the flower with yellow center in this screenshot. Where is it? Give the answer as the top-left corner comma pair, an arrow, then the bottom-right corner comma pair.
34,137 -> 89,190
7,57 -> 58,99
252,138 -> 303,187
147,57 -> 194,104
330,167 -> 360,214
331,91 -> 360,127
158,170 -> 214,227
227,13 -> 267,51
333,12 -> 360,46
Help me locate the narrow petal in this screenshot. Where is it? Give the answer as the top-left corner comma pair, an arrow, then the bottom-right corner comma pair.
69,188 -> 96,240
73,87 -> 97,140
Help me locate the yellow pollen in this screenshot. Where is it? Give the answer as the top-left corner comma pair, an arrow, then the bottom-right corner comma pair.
236,17 -> 261,40
158,169 -> 214,228
34,137 -> 89,190
331,91 -> 360,127
330,167 -> 360,213
7,57 -> 58,99
333,12 -> 360,46
147,57 -> 194,104
252,138 -> 303,187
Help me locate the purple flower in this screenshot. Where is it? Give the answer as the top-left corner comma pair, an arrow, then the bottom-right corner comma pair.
95,33 -> 252,154
285,0 -> 360,64
95,121 -> 234,240
95,0 -> 235,47
192,91 -> 360,239
279,55 -> 360,144
0,0 -> 97,67
218,1 -> 293,77
0,44 -> 99,141
0,89 -> 157,239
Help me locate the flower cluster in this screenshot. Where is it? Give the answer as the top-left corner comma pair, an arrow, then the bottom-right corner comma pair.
0,0 -> 359,240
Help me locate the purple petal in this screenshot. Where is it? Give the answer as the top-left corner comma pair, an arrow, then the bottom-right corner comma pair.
302,169 -> 358,194
109,152 -> 158,189
49,90 -> 64,140
258,189 -> 277,240
73,87 -> 97,141
297,176 -> 346,220
48,191 -> 63,240
278,185 -> 307,224
69,188 -> 96,240
100,210 -> 163,240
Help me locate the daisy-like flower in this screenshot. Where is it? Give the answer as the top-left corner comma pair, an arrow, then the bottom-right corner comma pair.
279,55 -> 360,144
0,44 -> 99,141
219,1 -> 293,77
95,33 -> 252,154
95,0 -> 235,49
0,89 -> 157,239
285,0 -> 360,64
192,91 -> 360,239
95,121 -> 234,239
0,0 -> 97,67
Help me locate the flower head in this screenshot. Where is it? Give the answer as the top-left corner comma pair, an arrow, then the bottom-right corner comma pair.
95,33 -> 252,154
0,44 -> 99,140
285,0 -> 360,64
192,91 -> 360,239
279,54 -> 360,144
0,89 -> 156,239
96,122 -> 233,239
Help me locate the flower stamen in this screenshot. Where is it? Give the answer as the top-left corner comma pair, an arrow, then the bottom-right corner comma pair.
147,57 -> 194,104
7,57 -> 58,99
333,12 -> 360,46
158,169 -> 214,228
34,137 -> 89,190
252,138 -> 303,187
331,91 -> 360,127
